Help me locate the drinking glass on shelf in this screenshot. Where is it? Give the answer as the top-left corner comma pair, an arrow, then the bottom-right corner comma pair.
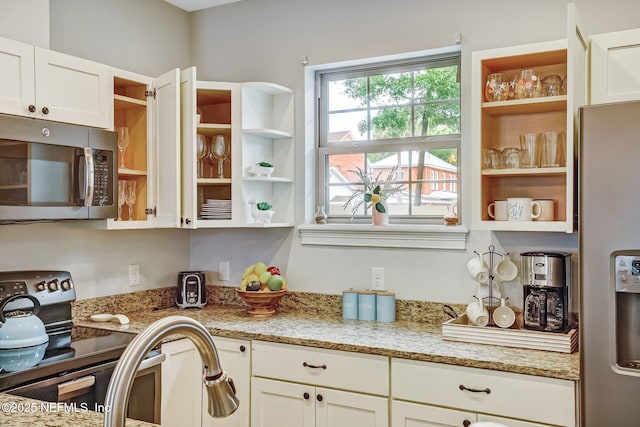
212,135 -> 229,178
126,180 -> 137,221
515,69 -> 542,99
117,180 -> 127,221
196,134 -> 207,178
484,73 -> 509,102
117,127 -> 130,169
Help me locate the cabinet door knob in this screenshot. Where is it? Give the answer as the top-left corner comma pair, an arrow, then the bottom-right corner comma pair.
459,384 -> 491,394
316,394 -> 323,402
239,345 -> 246,352
185,218 -> 191,225
463,420 -> 471,427
303,362 -> 327,370
303,392 -> 310,400
41,106 -> 49,115
28,104 -> 36,113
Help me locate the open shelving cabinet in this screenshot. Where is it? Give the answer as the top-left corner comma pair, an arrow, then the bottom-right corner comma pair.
470,6 -> 587,233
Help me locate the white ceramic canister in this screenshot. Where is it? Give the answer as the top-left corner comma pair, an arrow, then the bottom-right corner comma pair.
375,291 -> 396,323
342,289 -> 359,320
357,290 -> 377,321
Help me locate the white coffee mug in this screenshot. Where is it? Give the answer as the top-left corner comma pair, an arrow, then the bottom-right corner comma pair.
487,200 -> 507,221
466,298 -> 489,327
507,198 -> 541,221
533,199 -> 555,221
466,253 -> 489,284
495,254 -> 518,282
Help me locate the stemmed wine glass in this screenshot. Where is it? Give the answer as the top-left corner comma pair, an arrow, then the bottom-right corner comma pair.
117,127 -> 129,169
117,180 -> 127,220
126,180 -> 137,221
196,134 -> 207,178
212,135 -> 228,178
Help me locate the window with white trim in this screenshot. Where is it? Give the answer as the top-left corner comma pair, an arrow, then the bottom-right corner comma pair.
316,51 -> 461,224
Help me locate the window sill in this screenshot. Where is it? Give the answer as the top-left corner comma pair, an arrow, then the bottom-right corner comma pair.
297,223 -> 469,250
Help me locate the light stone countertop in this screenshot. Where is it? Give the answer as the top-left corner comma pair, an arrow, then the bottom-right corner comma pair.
0,394 -> 157,426
74,303 -> 580,381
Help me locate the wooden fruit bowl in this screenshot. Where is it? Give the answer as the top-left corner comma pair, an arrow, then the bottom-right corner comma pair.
235,289 -> 286,317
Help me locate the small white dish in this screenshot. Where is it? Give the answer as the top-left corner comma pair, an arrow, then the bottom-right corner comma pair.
90,313 -> 130,325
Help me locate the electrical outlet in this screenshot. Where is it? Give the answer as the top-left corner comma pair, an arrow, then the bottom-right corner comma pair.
219,261 -> 230,281
129,264 -> 140,287
371,267 -> 384,290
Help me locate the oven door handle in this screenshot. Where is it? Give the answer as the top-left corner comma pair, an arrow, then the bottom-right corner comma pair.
57,375 -> 96,398
139,353 -> 166,371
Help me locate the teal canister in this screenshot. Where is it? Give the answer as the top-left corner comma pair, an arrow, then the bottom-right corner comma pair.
376,291 -> 396,322
342,289 -> 359,319
358,290 -> 377,321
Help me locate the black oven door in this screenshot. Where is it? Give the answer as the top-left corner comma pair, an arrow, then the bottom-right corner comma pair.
6,353 -> 163,424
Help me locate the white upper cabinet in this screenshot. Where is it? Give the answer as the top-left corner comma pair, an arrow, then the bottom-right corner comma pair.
590,28 -> 640,104
0,36 -> 110,128
0,37 -> 34,117
106,67 -> 180,230
180,67 -> 240,228
470,3 -> 587,233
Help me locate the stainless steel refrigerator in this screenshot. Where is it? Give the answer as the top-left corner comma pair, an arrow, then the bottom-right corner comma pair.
580,100 -> 640,425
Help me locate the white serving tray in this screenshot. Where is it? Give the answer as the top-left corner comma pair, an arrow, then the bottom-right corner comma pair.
442,314 -> 578,353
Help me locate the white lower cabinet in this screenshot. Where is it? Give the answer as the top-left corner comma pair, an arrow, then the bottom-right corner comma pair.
251,340 -> 389,427
391,359 -> 577,427
161,336 -> 251,427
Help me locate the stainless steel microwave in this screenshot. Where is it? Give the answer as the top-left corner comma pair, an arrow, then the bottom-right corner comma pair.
0,114 -> 117,222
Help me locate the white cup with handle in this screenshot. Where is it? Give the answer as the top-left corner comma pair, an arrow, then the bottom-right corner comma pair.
507,197 -> 541,221
466,298 -> 489,327
487,200 -> 507,221
466,253 -> 489,284
495,254 -> 518,282
533,198 -> 555,221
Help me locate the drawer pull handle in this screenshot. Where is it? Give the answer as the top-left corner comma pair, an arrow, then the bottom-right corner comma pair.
459,384 -> 491,394
303,392 -> 310,400
303,362 -> 327,370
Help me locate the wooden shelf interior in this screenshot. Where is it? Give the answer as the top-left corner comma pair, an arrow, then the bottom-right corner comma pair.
197,184 -> 231,219
114,76 -> 148,220
197,89 -> 231,125
480,174 -> 567,222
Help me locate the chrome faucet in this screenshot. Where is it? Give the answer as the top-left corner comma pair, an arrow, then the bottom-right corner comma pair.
103,315 -> 239,427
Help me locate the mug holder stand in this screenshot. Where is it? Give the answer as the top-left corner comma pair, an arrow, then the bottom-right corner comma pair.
472,245 -> 509,328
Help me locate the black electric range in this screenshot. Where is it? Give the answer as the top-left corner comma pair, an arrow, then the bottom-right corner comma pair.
0,271 -> 138,392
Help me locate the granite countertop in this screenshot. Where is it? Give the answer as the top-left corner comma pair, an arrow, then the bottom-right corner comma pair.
0,394 -> 156,426
74,303 -> 580,381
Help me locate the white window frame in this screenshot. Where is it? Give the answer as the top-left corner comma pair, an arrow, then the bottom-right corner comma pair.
299,46 -> 468,250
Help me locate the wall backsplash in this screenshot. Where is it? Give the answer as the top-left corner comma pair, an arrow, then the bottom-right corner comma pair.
73,285 -> 471,325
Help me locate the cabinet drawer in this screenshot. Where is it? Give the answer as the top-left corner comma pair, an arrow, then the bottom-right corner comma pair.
252,341 -> 388,395
391,359 -> 576,426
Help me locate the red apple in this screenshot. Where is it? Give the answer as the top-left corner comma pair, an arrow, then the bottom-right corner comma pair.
267,266 -> 281,275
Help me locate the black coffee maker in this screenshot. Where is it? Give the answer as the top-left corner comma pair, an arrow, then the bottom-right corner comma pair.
520,252 -> 570,332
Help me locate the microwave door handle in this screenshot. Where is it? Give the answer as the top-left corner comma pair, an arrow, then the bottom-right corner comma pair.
83,147 -> 95,207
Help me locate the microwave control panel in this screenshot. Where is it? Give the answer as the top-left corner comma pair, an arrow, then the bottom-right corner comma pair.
615,255 -> 640,293
92,150 -> 113,206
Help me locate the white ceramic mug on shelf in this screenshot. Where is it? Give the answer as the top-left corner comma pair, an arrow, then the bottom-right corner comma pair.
507,198 -> 541,221
533,199 -> 555,221
487,200 -> 507,221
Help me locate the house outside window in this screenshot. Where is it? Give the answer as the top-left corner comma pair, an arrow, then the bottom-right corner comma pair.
317,51 -> 461,224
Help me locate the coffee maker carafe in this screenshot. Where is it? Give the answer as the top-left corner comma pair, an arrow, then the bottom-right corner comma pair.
520,252 -> 570,332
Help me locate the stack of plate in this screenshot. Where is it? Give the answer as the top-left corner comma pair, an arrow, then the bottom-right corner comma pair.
201,199 -> 231,219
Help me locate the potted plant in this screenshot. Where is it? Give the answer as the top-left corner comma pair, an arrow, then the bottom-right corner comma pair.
251,161 -> 275,177
343,166 -> 402,225
248,199 -> 274,224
